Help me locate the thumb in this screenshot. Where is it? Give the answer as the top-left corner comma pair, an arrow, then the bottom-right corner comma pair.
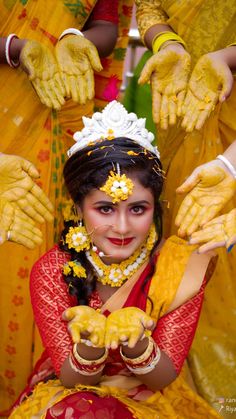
62,307 -> 78,321
219,72 -> 233,102
176,169 -> 201,194
138,58 -> 156,85
87,46 -> 103,72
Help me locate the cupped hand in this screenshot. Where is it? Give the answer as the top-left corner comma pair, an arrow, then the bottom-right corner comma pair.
0,154 -> 54,224
138,43 -> 191,129
175,161 -> 236,237
189,208 -> 236,253
0,199 -> 43,248
20,40 -> 65,110
105,307 -> 154,349
63,306 -> 106,347
181,53 -> 234,131
56,35 -> 102,104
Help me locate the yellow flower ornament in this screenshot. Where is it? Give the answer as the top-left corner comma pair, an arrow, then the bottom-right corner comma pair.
65,225 -> 90,252
100,171 -> 134,203
63,260 -> 86,278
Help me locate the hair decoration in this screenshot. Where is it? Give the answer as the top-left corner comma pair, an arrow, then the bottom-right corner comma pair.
100,170 -> 134,203
63,260 -> 86,278
68,101 -> 159,158
65,224 -> 90,252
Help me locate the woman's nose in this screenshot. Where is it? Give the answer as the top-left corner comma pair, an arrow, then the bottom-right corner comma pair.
113,213 -> 130,235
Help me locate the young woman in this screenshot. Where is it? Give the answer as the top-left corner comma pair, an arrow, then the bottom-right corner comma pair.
9,102 -> 220,418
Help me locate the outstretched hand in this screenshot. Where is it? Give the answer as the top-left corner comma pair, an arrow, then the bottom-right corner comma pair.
56,35 -> 102,104
139,44 -> 191,129
190,208 -> 236,253
0,199 -> 43,248
63,306 -> 106,348
181,53 -> 234,131
20,40 -> 66,110
105,307 -> 154,349
175,161 -> 236,237
0,154 -> 54,224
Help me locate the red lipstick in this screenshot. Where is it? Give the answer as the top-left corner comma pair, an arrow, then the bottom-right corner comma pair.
108,237 -> 134,246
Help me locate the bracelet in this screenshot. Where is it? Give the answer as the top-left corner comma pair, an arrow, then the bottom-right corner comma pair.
5,34 -> 20,68
120,337 -> 161,375
216,154 -> 236,179
152,31 -> 186,54
69,343 -> 108,376
58,28 -> 84,41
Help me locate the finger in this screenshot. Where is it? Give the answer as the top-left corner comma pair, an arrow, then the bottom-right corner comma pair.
219,73 -> 234,102
175,195 -> 195,227
42,80 -> 63,110
86,46 -> 103,72
226,234 -> 236,249
152,88 -> 162,124
178,204 -> 199,237
197,239 -> 225,254
195,104 -> 214,130
138,58 -> 155,84
128,329 -> 143,348
69,76 -> 81,103
68,323 -> 81,343
199,205 -> 221,227
177,90 -> 186,116
168,95 -> 177,126
17,198 -> 45,224
54,72 -> 66,98
31,79 -> 53,108
62,307 -> 79,321
176,170 -> 201,194
20,159 -> 39,179
75,75 -> 87,104
62,73 -> 71,98
24,191 -> 54,222
160,95 -> 168,130
31,183 -> 54,214
9,229 -> 42,249
141,317 -> 154,330
85,68 -> 95,101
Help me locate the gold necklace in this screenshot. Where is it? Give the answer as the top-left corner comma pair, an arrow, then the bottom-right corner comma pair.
85,224 -> 157,287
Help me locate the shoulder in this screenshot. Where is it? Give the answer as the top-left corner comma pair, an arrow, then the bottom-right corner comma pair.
30,245 -> 71,285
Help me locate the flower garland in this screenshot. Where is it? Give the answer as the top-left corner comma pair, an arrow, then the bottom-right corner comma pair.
85,224 -> 157,287
63,260 -> 86,278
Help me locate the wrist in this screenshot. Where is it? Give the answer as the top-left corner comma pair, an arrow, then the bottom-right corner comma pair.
76,343 -> 106,360
216,155 -> 236,179
122,337 -> 149,358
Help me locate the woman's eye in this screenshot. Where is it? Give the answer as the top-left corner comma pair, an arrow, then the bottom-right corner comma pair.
99,206 -> 113,214
131,206 -> 145,214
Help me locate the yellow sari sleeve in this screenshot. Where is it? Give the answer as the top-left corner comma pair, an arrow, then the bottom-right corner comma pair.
135,0 -> 168,44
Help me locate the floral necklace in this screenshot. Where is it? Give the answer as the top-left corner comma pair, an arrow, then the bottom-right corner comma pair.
85,224 -> 157,287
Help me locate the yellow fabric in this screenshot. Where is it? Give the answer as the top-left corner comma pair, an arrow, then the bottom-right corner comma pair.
9,238 -> 219,418
0,0 -> 132,412
147,235 -> 197,318
136,0 -> 236,411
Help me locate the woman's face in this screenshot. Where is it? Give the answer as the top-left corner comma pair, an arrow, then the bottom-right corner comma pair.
79,176 -> 155,264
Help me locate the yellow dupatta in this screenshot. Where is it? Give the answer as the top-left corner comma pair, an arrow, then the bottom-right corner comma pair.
136,0 -> 236,409
0,0 -> 133,412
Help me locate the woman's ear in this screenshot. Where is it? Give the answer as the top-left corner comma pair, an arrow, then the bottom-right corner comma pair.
75,205 -> 83,220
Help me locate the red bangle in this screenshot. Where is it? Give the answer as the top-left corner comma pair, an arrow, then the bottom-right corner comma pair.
5,34 -> 20,68
69,343 -> 108,376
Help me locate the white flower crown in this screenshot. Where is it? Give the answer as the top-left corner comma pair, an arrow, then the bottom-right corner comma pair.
67,101 -> 160,158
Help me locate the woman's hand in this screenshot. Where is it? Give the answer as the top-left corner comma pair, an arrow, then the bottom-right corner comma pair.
20,40 -> 65,110
138,43 -> 191,129
181,52 -> 234,131
105,307 -> 154,349
55,35 -> 102,104
175,161 -> 236,237
0,154 -> 54,224
63,306 -> 106,348
189,208 -> 236,253
0,199 -> 43,248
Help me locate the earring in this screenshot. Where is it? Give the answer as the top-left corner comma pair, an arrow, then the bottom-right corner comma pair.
146,223 -> 158,250
65,220 -> 91,253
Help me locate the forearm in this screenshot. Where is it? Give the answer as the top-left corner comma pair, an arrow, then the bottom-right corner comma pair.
222,140 -> 236,169
83,20 -> 118,57
122,337 -> 177,391
210,46 -> 236,71
60,343 -> 105,388
0,37 -> 27,64
135,0 -> 168,44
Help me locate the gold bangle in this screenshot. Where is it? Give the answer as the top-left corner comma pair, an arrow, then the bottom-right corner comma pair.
120,336 -> 154,365
152,31 -> 186,54
73,343 -> 108,366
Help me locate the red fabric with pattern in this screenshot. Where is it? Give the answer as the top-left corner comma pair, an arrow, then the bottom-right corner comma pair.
91,0 -> 119,24
45,391 -> 134,418
30,246 -> 74,375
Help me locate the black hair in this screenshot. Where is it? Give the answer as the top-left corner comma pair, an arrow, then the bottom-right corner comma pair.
60,137 -> 164,310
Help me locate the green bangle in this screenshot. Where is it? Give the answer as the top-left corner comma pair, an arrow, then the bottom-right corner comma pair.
152,31 -> 186,54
